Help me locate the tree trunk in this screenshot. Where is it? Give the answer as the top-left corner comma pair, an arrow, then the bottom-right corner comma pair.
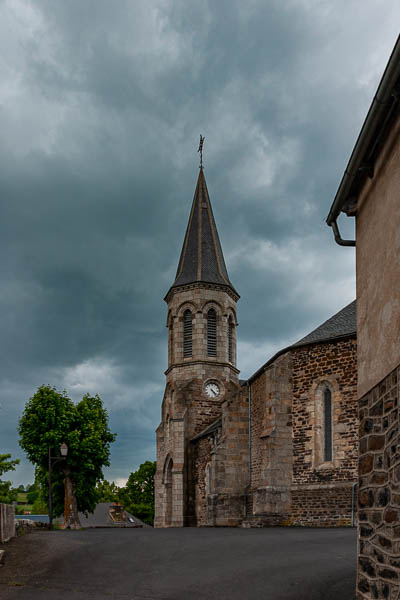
61,466 -> 81,529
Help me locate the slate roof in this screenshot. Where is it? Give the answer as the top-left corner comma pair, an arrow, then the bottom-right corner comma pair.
292,300 -> 356,347
76,503 -> 151,528
167,169 -> 239,298
247,300 -> 356,383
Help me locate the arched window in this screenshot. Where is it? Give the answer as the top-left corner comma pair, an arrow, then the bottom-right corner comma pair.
205,463 -> 212,495
183,309 -> 192,357
169,320 -> 174,364
324,387 -> 333,462
228,316 -> 234,363
207,309 -> 217,356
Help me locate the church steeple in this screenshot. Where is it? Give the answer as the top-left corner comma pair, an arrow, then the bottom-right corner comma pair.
167,168 -> 239,299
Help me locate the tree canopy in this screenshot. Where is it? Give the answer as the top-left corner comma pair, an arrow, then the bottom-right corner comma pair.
119,461 -> 156,523
0,453 -> 20,504
96,479 -> 120,503
18,385 -> 116,527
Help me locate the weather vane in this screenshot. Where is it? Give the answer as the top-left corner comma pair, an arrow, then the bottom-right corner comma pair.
198,134 -> 205,169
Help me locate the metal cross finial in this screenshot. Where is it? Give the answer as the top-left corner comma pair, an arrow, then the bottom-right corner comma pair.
198,134 -> 205,168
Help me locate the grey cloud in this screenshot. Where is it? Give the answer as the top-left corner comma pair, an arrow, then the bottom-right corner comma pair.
1,0 -> 399,485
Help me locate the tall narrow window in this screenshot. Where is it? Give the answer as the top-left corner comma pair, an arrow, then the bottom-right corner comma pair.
207,309 -> 217,356
324,387 -> 332,462
228,316 -> 234,363
183,309 -> 192,357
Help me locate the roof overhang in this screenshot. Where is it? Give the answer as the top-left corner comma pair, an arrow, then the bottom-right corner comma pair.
326,35 -> 400,246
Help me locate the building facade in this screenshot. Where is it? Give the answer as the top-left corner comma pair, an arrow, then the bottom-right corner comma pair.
327,35 -> 400,600
154,168 -> 242,527
155,166 -> 359,528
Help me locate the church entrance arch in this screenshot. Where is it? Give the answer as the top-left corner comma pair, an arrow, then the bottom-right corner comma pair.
164,456 -> 173,527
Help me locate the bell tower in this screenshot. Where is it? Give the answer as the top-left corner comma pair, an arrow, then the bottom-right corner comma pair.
154,158 -> 240,527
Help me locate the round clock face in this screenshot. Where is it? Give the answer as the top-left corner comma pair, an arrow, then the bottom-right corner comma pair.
205,381 -> 221,399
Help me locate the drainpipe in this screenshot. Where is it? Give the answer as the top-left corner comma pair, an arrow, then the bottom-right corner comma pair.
245,381 -> 252,518
326,35 -> 400,245
331,220 -> 356,247
351,481 -> 357,527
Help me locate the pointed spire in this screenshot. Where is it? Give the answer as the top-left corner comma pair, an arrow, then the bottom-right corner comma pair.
167,169 -> 239,298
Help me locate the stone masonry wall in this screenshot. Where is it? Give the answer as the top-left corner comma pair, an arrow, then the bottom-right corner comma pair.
193,435 -> 213,526
292,337 -> 358,482
291,337 -> 358,526
357,366 -> 400,600
291,483 -> 357,527
192,387 -> 249,526
248,352 -> 293,516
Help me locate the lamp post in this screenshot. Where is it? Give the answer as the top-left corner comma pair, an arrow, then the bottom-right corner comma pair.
48,443 -> 68,530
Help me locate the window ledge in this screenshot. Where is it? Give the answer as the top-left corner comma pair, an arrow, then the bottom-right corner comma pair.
314,461 -> 334,470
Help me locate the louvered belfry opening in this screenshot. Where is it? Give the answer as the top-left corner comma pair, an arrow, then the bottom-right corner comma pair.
207,309 -> 217,357
183,309 -> 192,357
324,387 -> 333,462
228,316 -> 234,363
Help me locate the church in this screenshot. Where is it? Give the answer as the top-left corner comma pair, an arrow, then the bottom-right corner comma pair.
154,166 -> 358,528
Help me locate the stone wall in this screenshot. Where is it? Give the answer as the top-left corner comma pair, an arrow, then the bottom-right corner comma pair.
192,387 -> 249,526
292,337 -> 358,482
291,483 -> 357,527
0,503 -> 15,543
248,352 -> 293,516
193,435 -> 213,526
290,337 -> 358,526
357,366 -> 400,600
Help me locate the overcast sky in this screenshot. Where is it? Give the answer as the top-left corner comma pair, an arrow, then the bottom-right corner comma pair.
1,0 -> 399,487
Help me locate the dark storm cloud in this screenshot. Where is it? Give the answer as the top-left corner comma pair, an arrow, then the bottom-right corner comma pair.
0,0 -> 399,485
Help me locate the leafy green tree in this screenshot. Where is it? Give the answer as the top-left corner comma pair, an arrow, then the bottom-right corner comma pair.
96,479 -> 120,503
120,461 -> 156,523
31,497 -> 48,514
0,453 -> 20,504
18,385 -> 116,529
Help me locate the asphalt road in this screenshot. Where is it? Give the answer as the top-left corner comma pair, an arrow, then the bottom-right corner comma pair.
0,527 -> 357,600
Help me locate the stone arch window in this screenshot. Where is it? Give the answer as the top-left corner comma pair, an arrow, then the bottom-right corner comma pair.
314,381 -> 335,467
183,309 -> 192,357
168,319 -> 174,364
207,309 -> 217,356
323,387 -> 333,462
163,456 -> 173,527
205,463 -> 212,495
228,315 -> 234,363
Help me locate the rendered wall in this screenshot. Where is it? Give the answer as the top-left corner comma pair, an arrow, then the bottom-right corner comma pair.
356,111 -> 400,399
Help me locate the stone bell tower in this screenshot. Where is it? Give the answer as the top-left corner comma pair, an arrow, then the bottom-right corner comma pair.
154,161 -> 240,527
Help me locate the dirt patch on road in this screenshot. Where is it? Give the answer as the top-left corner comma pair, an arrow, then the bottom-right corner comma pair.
0,531 -> 81,586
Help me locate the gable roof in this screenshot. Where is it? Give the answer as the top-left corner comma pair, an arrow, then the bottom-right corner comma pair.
247,300 -> 356,383
166,169 -> 239,299
76,503 -> 151,528
292,300 -> 356,348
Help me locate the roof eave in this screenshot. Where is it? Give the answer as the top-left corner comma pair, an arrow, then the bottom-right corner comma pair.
246,331 -> 356,385
326,35 -> 400,232
164,280 -> 240,302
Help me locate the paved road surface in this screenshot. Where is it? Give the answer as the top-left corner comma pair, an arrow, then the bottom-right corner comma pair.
0,527 -> 356,599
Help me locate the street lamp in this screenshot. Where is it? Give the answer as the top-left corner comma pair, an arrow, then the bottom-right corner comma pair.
48,443 -> 68,530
